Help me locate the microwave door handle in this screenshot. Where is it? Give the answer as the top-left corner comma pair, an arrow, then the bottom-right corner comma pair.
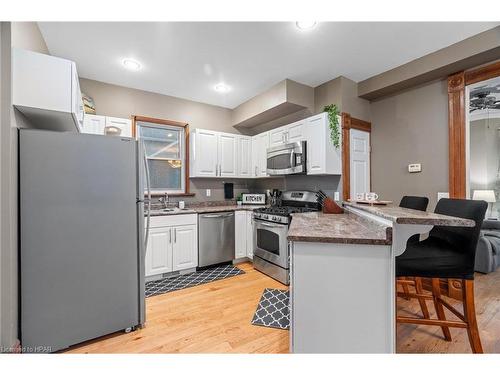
290,149 -> 295,168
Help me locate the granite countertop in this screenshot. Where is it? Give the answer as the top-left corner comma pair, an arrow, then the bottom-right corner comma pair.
343,202 -> 475,227
287,211 -> 392,245
148,204 -> 265,217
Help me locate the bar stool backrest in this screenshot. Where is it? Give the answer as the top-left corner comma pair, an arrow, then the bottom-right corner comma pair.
399,196 -> 429,211
430,198 -> 487,276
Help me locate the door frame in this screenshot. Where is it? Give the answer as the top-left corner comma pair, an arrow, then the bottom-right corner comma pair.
342,113 -> 372,201
448,60 -> 500,198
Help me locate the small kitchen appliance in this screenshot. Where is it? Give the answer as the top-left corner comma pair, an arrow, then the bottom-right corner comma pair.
266,141 -> 306,176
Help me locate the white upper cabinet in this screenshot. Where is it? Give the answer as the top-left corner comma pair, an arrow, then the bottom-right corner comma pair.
252,131 -> 270,177
218,133 -> 237,177
237,136 -> 252,177
82,114 -> 106,135
190,112 -> 341,179
191,129 -> 219,177
105,117 -> 132,137
12,48 -> 84,132
287,120 -> 306,142
306,113 -> 342,175
269,127 -> 287,147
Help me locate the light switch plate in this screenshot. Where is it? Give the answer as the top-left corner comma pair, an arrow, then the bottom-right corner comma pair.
206,189 -> 211,197
334,192 -> 340,201
408,163 -> 422,173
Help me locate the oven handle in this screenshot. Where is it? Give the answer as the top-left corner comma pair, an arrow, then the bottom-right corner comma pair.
258,221 -> 285,229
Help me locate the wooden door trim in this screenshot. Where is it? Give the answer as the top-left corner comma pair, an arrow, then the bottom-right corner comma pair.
341,113 -> 372,201
448,60 -> 500,198
131,115 -> 192,196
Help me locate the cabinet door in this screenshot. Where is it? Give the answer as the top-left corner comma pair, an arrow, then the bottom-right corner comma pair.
269,127 -> 287,147
172,225 -> 198,271
237,136 -> 252,177
82,114 -> 106,135
106,117 -> 132,137
193,129 -> 218,177
306,115 -> 326,174
246,211 -> 254,259
235,211 -> 247,259
287,121 -> 305,142
254,132 -> 270,177
218,133 -> 237,177
145,227 -> 172,277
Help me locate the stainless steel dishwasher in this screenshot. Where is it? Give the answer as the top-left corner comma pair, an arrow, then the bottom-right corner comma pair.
198,211 -> 235,267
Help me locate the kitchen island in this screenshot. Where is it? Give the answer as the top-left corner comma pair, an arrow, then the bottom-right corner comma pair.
287,202 -> 474,353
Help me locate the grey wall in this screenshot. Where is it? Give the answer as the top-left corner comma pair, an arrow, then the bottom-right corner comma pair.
371,79 -> 449,210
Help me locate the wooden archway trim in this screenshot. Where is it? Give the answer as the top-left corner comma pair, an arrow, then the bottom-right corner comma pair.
341,113 -> 372,201
448,61 -> 500,198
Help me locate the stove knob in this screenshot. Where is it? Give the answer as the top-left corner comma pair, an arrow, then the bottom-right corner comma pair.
263,215 -> 268,219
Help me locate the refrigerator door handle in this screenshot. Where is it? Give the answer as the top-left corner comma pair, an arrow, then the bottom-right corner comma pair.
143,142 -> 151,252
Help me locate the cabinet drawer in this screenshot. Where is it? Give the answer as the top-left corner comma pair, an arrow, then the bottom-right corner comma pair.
149,214 -> 197,228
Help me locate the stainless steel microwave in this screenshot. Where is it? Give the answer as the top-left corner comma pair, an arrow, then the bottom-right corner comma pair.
266,141 -> 306,176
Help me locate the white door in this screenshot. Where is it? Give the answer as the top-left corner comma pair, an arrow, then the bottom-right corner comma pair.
218,133 -> 237,177
235,211 -> 247,259
194,129 -> 218,177
172,225 -> 198,271
145,227 -> 172,277
82,114 -> 106,135
350,129 -> 371,199
287,121 -> 305,142
105,117 -> 132,137
246,211 -> 254,259
237,136 -> 252,177
269,127 -> 287,147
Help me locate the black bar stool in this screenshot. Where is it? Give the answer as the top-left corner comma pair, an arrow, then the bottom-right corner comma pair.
396,198 -> 487,353
397,196 -> 430,313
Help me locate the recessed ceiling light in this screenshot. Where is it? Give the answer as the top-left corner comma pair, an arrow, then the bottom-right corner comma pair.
295,21 -> 317,30
122,58 -> 141,71
214,83 -> 230,93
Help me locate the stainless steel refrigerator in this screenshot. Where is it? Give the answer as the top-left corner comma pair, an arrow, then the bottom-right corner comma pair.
19,129 -> 147,352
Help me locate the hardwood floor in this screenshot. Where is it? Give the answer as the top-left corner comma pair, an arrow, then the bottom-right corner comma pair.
64,262 -> 289,353
64,262 -> 500,354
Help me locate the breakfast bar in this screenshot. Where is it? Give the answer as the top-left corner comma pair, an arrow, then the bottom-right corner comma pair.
287,202 -> 475,353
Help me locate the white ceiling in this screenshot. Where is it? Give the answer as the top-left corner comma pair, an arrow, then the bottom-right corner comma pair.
38,22 -> 499,109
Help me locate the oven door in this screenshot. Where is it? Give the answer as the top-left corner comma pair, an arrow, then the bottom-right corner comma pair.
253,219 -> 289,268
266,142 -> 306,175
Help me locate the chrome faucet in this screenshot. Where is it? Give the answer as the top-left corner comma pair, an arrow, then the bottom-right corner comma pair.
158,192 -> 169,209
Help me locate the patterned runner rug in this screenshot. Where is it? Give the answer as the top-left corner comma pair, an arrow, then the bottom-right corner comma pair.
251,288 -> 290,330
145,264 -> 245,298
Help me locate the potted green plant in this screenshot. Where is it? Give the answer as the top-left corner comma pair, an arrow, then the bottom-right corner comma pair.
324,104 -> 341,149
236,193 -> 243,206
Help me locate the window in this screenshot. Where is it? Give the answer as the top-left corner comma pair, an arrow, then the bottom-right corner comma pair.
133,116 -> 190,195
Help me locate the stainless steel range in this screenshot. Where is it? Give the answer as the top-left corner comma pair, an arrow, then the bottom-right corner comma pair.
253,191 -> 319,285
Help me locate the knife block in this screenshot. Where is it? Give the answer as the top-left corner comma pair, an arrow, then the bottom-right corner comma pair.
322,197 -> 344,214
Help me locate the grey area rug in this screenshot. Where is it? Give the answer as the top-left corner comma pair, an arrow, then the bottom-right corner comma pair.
145,264 -> 245,298
251,288 -> 290,330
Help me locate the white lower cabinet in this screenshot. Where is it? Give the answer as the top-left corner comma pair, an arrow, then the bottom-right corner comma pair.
146,227 -> 173,277
145,215 -> 198,278
235,210 -> 255,260
172,225 -> 198,271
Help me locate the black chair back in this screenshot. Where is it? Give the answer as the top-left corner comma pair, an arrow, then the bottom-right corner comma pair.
399,196 -> 429,212
430,198 -> 487,275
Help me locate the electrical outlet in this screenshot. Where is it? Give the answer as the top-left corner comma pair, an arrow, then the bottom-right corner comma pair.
206,189 -> 211,197
408,163 -> 422,173
334,192 -> 340,201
